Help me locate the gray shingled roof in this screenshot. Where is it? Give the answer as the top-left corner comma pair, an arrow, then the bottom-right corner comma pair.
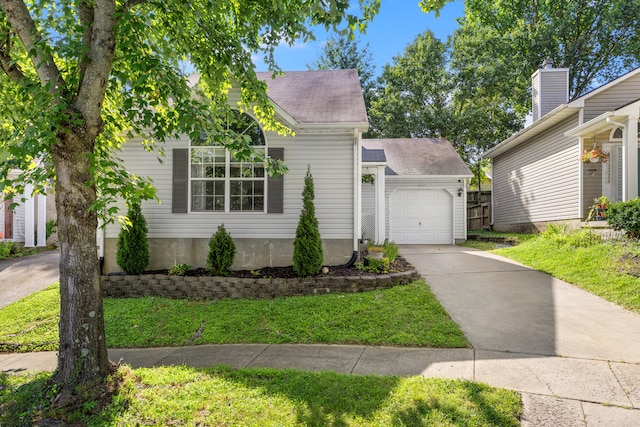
256,69 -> 368,125
362,139 -> 472,176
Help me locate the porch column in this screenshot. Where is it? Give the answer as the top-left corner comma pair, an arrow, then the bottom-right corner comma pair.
37,191 -> 47,247
375,165 -> 386,243
624,113 -> 639,200
24,184 -> 35,247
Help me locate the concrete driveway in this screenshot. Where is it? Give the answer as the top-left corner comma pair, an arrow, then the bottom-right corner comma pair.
0,249 -> 60,308
400,245 -> 640,425
400,245 -> 640,363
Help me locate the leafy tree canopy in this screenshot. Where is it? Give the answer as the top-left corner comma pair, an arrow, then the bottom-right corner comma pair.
423,0 -> 640,109
0,0 -> 381,395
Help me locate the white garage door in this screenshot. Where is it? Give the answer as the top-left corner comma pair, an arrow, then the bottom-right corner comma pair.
389,189 -> 453,244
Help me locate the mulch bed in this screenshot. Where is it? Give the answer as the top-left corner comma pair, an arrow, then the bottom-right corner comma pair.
144,257 -> 413,279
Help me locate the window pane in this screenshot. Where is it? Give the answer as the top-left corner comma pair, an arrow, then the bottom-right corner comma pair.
230,196 -> 241,211
215,196 -> 225,211
254,196 -> 264,211
230,181 -> 241,196
241,196 -> 251,210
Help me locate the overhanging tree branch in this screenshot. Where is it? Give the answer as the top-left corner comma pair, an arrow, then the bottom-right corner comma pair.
0,0 -> 65,95
0,28 -> 24,80
74,0 -> 116,134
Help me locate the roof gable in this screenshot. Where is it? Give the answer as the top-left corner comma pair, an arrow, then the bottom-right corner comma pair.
362,138 -> 472,177
256,69 -> 368,126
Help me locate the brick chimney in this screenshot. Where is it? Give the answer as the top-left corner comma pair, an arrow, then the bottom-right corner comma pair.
531,59 -> 569,121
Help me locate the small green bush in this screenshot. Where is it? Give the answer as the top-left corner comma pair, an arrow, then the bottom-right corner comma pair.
383,240 -> 399,263
542,224 -> 602,248
45,220 -> 57,240
0,241 -> 15,259
207,224 -> 236,276
293,167 -> 323,277
356,257 -> 390,274
116,203 -> 149,274
168,263 -> 191,276
607,198 -> 640,239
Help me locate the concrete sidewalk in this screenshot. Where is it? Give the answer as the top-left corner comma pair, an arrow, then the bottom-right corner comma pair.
2,343 -> 640,425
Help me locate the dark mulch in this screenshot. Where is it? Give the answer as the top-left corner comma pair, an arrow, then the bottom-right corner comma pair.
619,253 -> 640,277
144,257 -> 413,279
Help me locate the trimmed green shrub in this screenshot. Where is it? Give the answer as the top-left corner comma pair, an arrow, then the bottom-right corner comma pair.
116,203 -> 149,274
207,224 -> 236,276
293,167 -> 323,277
607,198 -> 640,239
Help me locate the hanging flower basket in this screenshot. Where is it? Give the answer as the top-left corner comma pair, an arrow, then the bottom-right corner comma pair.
582,147 -> 609,163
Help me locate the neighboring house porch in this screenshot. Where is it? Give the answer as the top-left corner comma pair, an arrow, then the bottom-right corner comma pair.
1,170 -> 50,246
565,100 -> 640,204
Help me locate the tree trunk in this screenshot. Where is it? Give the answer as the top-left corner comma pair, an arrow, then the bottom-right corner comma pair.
53,130 -> 112,388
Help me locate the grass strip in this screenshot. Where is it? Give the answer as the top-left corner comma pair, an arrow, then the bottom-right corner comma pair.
0,366 -> 521,426
1,281 -> 468,353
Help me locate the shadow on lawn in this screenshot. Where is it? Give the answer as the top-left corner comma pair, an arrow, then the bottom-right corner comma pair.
0,366 -> 520,426
209,366 -> 519,426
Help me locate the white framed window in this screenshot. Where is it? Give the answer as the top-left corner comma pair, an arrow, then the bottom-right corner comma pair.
189,111 -> 266,212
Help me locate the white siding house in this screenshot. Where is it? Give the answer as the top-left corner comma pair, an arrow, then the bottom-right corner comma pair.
486,64 -> 640,231
102,69 -> 369,273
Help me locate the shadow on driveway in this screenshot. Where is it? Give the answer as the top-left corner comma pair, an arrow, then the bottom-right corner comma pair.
400,245 -> 640,363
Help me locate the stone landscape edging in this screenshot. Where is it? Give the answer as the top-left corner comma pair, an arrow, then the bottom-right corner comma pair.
100,269 -> 420,300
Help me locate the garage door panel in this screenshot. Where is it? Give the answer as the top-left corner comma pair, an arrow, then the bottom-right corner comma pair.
390,189 -> 453,244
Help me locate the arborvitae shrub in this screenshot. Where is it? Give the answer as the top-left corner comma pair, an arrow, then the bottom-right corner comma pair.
207,224 -> 236,276
116,203 -> 149,274
293,167 -> 323,277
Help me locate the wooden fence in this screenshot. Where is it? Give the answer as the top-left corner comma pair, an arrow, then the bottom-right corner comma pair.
467,191 -> 492,230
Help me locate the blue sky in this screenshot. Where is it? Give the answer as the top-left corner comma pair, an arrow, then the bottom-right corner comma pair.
253,0 -> 465,75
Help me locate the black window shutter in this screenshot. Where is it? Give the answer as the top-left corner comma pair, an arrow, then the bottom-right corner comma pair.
172,149 -> 188,213
267,148 -> 284,213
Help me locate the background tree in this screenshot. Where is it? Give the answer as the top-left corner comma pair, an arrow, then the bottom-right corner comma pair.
368,29 -> 522,187
423,0 -> 640,110
368,31 -> 451,140
116,203 -> 149,275
307,35 -> 377,115
0,0 -> 380,399
293,167 -> 323,277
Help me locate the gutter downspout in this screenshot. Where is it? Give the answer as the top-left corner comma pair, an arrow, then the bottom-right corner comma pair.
343,128 -> 361,268
98,220 -> 105,275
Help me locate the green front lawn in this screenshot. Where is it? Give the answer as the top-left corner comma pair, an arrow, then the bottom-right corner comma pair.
0,280 -> 468,353
0,366 -> 521,426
